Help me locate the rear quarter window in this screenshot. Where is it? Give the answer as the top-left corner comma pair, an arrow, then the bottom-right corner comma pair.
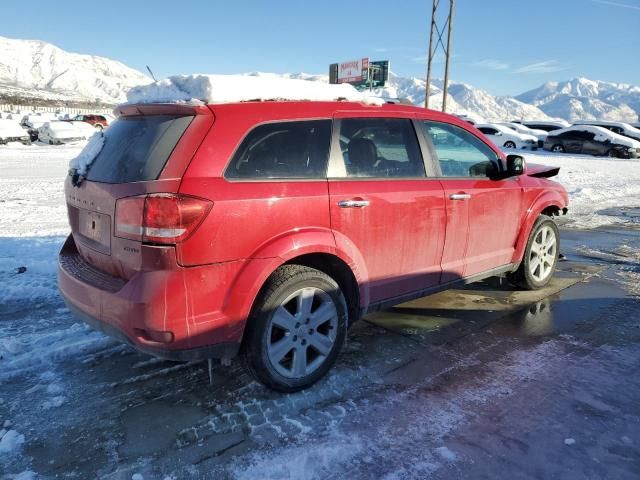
225,120 -> 331,179
85,115 -> 193,183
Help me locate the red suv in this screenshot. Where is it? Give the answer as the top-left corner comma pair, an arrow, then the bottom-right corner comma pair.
72,114 -> 109,130
58,101 -> 568,391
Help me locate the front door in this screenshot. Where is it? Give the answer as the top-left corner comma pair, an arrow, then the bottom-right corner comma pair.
328,116 -> 446,304
419,121 -> 523,281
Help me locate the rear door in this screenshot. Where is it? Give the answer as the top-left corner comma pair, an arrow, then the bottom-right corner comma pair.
65,105 -> 213,278
328,114 -> 446,303
419,121 -> 523,280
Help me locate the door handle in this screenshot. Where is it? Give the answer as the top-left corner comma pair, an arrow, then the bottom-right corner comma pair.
338,199 -> 370,208
449,193 -> 471,200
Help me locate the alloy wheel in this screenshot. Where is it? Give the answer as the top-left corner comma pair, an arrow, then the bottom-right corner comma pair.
529,225 -> 557,283
267,287 -> 338,378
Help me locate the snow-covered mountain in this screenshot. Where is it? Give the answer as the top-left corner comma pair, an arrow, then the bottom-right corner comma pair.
244,72 -> 550,122
1,35 -> 638,123
0,36 -> 151,104
516,77 -> 640,122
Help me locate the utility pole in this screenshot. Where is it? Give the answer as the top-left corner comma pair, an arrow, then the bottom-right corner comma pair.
424,0 -> 455,112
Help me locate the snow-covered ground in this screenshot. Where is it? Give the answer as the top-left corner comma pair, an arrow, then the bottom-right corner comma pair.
521,150 -> 640,228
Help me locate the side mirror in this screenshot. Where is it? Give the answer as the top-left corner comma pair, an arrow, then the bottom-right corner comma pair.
506,154 -> 526,176
494,131 -> 503,136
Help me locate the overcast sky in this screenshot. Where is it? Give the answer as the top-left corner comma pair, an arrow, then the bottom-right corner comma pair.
2,0 -> 639,95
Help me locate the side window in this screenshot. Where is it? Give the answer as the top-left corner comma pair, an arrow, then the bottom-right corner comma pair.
225,120 -> 331,179
478,127 -> 497,135
422,121 -> 499,178
338,118 -> 425,178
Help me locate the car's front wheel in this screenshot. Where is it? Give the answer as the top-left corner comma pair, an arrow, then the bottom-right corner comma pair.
551,144 -> 565,153
508,216 -> 560,290
241,265 -> 348,392
504,141 -> 516,149
606,149 -> 618,158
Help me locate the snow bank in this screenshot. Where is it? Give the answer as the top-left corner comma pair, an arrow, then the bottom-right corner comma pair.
0,119 -> 27,138
69,131 -> 104,175
126,74 -> 385,106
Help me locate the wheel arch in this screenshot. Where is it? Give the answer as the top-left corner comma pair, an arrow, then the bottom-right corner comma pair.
221,230 -> 367,342
512,191 -> 566,264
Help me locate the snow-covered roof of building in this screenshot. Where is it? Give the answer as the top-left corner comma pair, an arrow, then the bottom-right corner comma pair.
126,74 -> 385,106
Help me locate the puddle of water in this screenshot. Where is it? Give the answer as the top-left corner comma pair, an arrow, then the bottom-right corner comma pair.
119,401 -> 205,458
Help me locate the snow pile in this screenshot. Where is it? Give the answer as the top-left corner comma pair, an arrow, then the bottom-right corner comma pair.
69,131 -> 104,175
126,74 -> 385,106
0,119 -> 27,138
0,429 -> 25,454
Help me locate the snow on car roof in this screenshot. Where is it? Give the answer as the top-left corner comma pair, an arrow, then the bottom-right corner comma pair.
478,123 -> 539,140
0,119 -> 26,137
43,121 -> 82,133
126,74 -> 385,106
552,125 -> 640,148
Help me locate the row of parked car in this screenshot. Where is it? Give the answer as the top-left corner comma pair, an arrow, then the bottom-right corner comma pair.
459,116 -> 640,159
0,111 -> 111,145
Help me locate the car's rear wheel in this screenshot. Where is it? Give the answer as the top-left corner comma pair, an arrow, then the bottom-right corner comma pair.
504,141 -> 516,149
508,216 -> 559,290
606,149 -> 618,158
551,144 -> 565,153
241,265 -> 348,392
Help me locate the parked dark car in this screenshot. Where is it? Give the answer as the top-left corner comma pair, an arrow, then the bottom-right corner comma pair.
544,126 -> 640,158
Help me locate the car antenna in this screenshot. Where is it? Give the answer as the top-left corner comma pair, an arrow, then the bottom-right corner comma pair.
146,65 -> 158,82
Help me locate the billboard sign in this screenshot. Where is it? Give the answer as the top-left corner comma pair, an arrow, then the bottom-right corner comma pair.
336,57 -> 369,84
329,58 -> 389,90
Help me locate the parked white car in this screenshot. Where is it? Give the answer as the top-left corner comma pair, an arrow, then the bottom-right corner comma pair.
573,120 -> 640,142
0,119 -> 31,145
515,120 -> 570,133
37,121 -> 91,145
496,122 -> 548,143
476,123 -> 538,149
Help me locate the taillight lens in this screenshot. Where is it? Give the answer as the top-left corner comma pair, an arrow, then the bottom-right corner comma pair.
115,194 -> 212,244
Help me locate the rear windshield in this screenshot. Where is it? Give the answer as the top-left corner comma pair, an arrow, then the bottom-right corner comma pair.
86,115 -> 193,183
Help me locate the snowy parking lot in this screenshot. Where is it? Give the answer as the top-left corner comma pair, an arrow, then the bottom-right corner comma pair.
1,143 -> 640,479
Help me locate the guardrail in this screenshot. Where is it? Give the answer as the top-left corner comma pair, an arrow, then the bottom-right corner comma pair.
0,104 -> 114,116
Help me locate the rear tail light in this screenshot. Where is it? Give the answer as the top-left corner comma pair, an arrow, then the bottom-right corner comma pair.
115,194 -> 212,244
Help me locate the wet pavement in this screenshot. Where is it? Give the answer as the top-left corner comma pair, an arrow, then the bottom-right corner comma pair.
1,224 -> 639,479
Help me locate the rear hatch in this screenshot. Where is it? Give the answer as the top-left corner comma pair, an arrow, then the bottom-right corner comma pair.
65,104 -> 214,279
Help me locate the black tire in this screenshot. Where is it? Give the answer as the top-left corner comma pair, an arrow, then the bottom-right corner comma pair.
606,149 -> 618,158
551,144 -> 565,153
94,124 -> 104,131
508,216 -> 560,290
241,265 -> 348,392
504,141 -> 516,149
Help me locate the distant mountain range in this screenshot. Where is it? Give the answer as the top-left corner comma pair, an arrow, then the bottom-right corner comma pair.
0,35 -> 150,105
0,36 -> 638,123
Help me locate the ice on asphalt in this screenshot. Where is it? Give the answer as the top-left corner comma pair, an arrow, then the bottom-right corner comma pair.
0,429 -> 25,454
126,74 -> 386,105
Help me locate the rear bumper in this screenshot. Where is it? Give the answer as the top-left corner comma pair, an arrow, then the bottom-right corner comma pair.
61,294 -> 239,361
57,235 -> 243,361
